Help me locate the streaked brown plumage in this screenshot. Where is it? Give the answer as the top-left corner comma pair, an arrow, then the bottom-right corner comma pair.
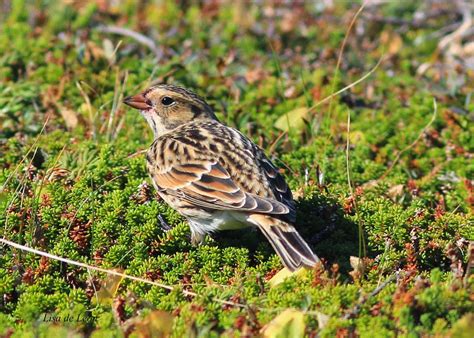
124,84 -> 319,271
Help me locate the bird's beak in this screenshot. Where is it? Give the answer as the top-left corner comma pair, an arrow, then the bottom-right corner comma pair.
123,93 -> 152,110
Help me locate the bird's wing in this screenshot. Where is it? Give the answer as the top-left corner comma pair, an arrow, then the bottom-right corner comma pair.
150,158 -> 291,215
256,156 -> 295,221
147,129 -> 293,216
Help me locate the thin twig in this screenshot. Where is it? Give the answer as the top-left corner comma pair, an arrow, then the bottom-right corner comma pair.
346,109 -> 366,258
307,55 -> 385,115
438,1 -> 473,50
326,2 -> 367,126
76,81 -> 96,139
96,25 -> 163,60
342,271 -> 400,320
0,238 -> 247,309
268,131 -> 287,155
127,149 -> 147,159
107,70 -> 128,141
363,8 -> 458,29
346,111 -> 353,199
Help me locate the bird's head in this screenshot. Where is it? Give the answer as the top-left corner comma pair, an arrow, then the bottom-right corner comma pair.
124,84 -> 217,136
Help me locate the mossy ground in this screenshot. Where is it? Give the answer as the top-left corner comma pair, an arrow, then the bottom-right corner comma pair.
0,1 -> 473,337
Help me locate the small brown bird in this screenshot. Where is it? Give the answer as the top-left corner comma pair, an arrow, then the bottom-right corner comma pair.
124,84 -> 319,271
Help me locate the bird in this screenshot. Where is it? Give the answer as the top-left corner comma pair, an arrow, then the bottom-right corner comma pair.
124,84 -> 319,271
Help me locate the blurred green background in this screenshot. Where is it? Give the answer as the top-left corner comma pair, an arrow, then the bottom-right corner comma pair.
0,0 -> 473,337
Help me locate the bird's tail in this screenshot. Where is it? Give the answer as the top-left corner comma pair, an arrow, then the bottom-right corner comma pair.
248,214 -> 319,271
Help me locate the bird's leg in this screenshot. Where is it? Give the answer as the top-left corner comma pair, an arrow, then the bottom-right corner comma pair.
158,214 -> 172,232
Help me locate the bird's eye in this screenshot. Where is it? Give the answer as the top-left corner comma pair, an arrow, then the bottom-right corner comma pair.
161,96 -> 175,106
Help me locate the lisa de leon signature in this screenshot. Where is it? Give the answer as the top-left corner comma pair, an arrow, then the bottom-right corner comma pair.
42,312 -> 93,323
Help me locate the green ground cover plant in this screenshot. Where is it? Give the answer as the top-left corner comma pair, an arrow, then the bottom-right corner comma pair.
0,1 -> 473,337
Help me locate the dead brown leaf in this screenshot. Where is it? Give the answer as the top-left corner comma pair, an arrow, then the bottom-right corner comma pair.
380,30 -> 403,56
245,68 -> 267,84
59,108 -> 79,129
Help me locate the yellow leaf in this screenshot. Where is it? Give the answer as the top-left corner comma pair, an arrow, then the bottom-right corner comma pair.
261,309 -> 305,338
93,271 -> 123,306
268,267 -> 308,287
131,310 -> 174,338
274,107 -> 310,133
448,313 -> 474,338
349,131 -> 365,144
